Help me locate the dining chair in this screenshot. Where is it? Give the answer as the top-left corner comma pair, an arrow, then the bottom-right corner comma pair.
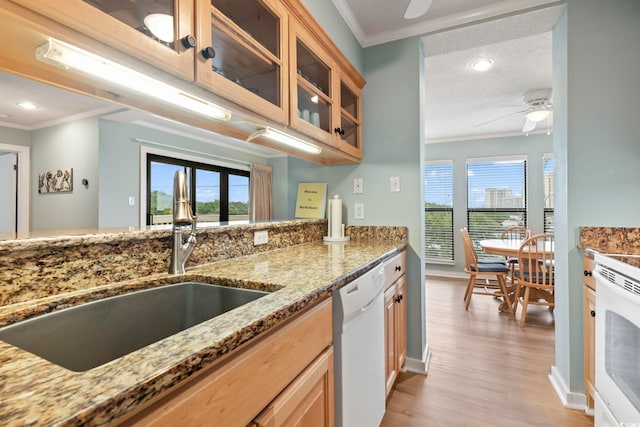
460,228 -> 513,313
500,226 -> 531,283
513,233 -> 555,327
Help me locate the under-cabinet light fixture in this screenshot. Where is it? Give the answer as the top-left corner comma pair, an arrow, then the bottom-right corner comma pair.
35,38 -> 231,122
247,127 -> 321,154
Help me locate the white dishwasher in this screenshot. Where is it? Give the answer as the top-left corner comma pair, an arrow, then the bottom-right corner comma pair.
333,263 -> 386,427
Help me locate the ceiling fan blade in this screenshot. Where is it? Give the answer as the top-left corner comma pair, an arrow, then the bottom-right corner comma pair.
474,109 -> 527,128
404,0 -> 433,19
522,119 -> 537,133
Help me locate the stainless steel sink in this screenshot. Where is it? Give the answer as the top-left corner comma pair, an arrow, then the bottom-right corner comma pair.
0,282 -> 269,372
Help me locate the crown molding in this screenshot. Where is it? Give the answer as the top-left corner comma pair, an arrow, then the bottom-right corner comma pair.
334,0 -> 561,48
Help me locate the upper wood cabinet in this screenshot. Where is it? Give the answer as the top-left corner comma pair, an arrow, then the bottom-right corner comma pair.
11,0 -> 197,81
195,0 -> 289,124
289,18 -> 363,160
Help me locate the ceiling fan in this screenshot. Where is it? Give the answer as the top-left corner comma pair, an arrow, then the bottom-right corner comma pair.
404,0 -> 433,19
475,89 -> 553,133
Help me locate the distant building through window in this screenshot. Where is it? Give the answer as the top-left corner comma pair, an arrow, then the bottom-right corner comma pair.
466,156 -> 527,255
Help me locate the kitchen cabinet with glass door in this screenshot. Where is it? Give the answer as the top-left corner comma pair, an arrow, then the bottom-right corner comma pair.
195,0 -> 289,124
289,17 -> 363,162
10,0 -> 197,81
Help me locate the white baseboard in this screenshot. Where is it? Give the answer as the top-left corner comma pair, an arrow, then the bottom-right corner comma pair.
548,365 -> 588,411
405,344 -> 431,375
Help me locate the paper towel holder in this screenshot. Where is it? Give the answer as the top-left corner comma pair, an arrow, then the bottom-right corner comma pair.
324,194 -> 350,243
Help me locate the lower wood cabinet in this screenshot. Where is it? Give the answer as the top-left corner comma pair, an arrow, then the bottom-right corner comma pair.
383,251 -> 407,397
252,348 -> 334,427
118,299 -> 333,427
583,254 -> 596,410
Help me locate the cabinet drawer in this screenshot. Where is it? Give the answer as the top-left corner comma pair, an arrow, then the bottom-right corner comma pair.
384,251 -> 406,287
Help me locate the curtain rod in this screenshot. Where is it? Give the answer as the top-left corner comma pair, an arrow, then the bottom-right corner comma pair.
132,138 -> 252,167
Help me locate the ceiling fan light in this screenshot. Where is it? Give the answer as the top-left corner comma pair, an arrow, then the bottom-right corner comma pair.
525,109 -> 550,122
144,13 -> 174,43
404,0 -> 433,19
470,58 -> 494,72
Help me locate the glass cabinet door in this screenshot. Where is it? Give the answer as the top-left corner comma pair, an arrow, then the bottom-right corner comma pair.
337,78 -> 362,157
290,22 -> 335,144
12,0 -> 195,80
196,0 -> 288,124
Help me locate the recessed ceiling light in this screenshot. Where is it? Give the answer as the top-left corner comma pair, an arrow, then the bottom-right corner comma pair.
470,58 -> 494,72
18,101 -> 38,110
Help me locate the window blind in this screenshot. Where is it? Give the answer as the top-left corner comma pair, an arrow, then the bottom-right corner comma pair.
466,156 -> 527,254
425,161 -> 454,262
543,154 -> 555,233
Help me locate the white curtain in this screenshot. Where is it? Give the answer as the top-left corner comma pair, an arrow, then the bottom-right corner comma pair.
249,164 -> 273,221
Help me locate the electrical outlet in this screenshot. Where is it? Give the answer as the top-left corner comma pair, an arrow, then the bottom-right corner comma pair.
128,196 -> 135,206
254,230 -> 268,245
354,203 -> 365,220
353,177 -> 364,194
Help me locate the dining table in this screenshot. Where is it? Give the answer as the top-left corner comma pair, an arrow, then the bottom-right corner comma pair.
479,238 -> 524,257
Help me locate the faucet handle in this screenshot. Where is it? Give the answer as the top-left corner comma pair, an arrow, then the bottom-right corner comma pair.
190,216 -> 198,234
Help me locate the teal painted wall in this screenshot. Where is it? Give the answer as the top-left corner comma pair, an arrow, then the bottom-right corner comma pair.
302,2 -> 427,361
31,118 -> 99,230
553,0 -> 640,394
425,134 -> 553,276
299,0 -> 363,75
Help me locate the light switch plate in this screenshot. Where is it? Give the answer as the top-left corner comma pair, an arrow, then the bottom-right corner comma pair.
353,177 -> 364,194
128,196 -> 135,206
354,203 -> 365,220
390,176 -> 401,192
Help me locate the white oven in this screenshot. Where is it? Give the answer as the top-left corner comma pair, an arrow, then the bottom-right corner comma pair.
594,253 -> 640,426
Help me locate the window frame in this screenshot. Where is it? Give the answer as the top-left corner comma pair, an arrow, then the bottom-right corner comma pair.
145,153 -> 249,225
424,160 -> 454,264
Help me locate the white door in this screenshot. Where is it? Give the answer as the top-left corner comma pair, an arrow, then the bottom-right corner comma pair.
0,152 -> 17,233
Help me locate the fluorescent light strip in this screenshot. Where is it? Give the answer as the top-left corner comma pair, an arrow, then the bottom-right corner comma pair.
248,127 -> 321,154
35,38 -> 231,122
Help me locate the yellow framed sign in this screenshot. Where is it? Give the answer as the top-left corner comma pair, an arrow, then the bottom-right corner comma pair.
294,183 -> 328,219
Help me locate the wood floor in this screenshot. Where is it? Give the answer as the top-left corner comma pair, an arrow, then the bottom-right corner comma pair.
381,276 -> 593,427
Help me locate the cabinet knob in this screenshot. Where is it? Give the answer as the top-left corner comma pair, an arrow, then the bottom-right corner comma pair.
334,127 -> 345,136
181,35 -> 197,49
590,310 -> 596,317
395,265 -> 401,272
583,270 -> 592,277
201,46 -> 216,60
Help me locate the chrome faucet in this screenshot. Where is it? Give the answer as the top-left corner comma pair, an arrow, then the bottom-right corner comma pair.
168,170 -> 197,275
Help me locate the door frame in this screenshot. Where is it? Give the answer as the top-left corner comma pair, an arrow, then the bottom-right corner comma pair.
0,143 -> 30,233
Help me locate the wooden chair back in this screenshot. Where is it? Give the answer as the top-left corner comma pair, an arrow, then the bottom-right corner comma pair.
501,226 -> 531,244
460,228 -> 478,272
516,233 -> 555,289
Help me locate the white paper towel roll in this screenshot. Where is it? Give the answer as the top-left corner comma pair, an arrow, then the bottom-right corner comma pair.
328,195 -> 342,238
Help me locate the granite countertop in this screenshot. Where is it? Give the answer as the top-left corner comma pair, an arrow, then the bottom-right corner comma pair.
0,238 -> 405,426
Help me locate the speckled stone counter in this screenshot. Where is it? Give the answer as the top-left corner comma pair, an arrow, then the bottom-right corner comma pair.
0,233 -> 406,426
578,226 -> 640,254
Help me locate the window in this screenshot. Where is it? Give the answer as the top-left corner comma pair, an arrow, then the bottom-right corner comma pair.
543,154 -> 555,233
425,161 -> 454,263
467,156 -> 527,254
147,154 -> 249,225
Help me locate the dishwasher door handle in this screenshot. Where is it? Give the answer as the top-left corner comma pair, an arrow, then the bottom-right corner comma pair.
360,294 -> 379,312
